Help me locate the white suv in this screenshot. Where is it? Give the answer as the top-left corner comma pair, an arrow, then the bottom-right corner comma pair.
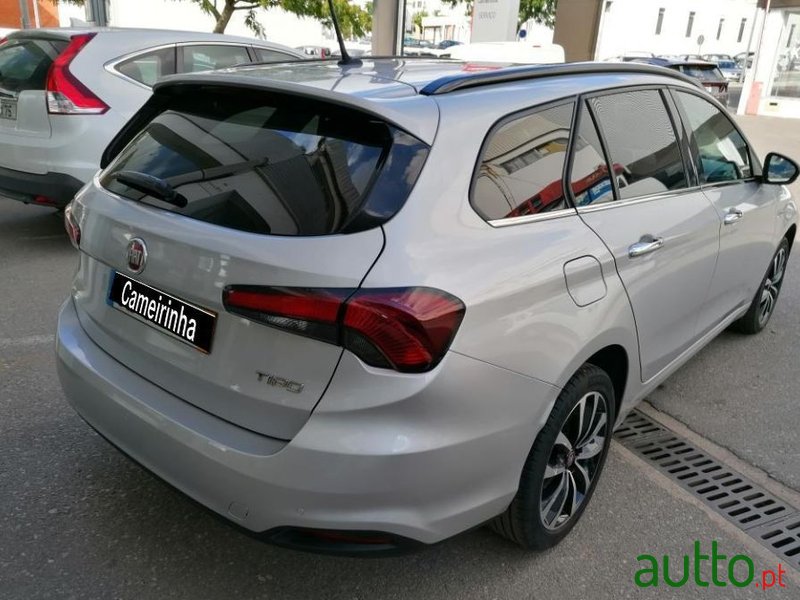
0,28 -> 303,208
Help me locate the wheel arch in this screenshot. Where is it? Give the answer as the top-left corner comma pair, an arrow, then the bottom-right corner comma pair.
785,223 -> 797,252
552,327 -> 639,428
584,345 -> 629,424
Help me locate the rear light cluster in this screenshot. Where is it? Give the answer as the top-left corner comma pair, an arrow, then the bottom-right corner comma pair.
223,286 -> 465,373
46,33 -> 108,115
64,203 -> 81,248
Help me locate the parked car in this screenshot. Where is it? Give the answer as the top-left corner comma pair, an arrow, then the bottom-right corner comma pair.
437,39 -> 462,50
604,51 -> 655,62
0,28 -> 303,209
295,45 -> 331,58
403,37 -> 437,57
56,59 -> 798,555
716,59 -> 743,82
632,58 -> 729,105
681,53 -> 705,61
735,51 -> 755,68
703,53 -> 734,63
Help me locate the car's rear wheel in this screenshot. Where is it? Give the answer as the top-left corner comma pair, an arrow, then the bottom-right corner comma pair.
731,237 -> 790,335
491,364 -> 615,550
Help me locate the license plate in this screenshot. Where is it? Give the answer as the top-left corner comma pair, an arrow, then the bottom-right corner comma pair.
109,272 -> 217,353
0,99 -> 16,120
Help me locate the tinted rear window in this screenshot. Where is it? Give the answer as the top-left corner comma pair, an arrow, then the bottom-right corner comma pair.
676,65 -> 725,81
101,89 -> 429,235
0,38 -> 67,94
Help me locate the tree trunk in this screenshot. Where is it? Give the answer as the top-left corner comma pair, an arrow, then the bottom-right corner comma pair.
213,0 -> 236,33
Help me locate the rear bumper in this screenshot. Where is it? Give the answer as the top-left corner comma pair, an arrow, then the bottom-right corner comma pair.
56,297 -> 559,547
0,165 -> 83,207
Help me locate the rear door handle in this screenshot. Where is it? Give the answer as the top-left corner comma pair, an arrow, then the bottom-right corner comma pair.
628,236 -> 664,258
724,208 -> 744,225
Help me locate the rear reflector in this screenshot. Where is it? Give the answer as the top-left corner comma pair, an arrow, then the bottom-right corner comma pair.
33,195 -> 57,206
223,286 -> 465,373
46,33 -> 108,115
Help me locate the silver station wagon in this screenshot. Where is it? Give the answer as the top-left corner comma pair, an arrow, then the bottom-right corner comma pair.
56,59 -> 798,555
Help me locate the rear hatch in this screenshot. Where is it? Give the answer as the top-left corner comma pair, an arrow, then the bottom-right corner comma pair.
674,63 -> 728,100
70,85 -> 429,440
0,34 -> 67,172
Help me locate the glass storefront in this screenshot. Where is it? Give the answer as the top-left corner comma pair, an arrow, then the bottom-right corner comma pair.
769,10 -> 800,99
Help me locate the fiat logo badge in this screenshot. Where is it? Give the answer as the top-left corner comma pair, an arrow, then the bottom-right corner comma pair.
126,238 -> 147,274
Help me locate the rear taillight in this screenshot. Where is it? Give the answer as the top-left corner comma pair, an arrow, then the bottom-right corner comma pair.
223,286 -> 465,373
64,203 -> 80,248
46,33 -> 108,115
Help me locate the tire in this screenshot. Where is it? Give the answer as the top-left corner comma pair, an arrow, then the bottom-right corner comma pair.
731,237 -> 790,335
491,364 -> 615,550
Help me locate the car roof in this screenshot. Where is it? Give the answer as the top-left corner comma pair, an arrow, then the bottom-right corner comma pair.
157,58 -> 701,96
151,58 -> 702,144
5,27 -> 300,50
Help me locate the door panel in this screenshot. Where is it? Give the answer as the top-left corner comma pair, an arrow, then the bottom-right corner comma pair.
699,182 -> 778,333
671,89 -> 779,333
576,89 -> 721,382
580,195 -> 719,381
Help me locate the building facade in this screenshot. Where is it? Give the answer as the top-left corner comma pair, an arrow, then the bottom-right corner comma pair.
555,0 -> 800,119
757,2 -> 800,117
595,0 -> 759,59
1,0 -> 59,30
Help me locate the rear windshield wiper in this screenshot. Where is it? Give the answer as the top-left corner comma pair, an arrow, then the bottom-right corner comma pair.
110,171 -> 188,208
164,157 -> 270,188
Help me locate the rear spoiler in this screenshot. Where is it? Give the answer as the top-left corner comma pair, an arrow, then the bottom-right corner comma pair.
102,75 -> 439,168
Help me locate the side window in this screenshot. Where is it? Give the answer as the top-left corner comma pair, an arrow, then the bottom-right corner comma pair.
472,102 -> 574,222
674,90 -> 752,183
180,45 -> 251,73
569,104 -> 615,207
116,47 -> 175,87
253,47 -> 296,63
589,89 -> 688,200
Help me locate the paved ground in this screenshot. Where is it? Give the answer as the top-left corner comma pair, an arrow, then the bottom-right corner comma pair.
2,115 -> 800,599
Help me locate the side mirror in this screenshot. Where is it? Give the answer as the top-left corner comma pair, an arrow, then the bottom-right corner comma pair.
763,152 -> 800,185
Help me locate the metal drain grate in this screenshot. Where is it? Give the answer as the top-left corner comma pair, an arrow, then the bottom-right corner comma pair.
615,409 -> 800,568
613,410 -> 666,441
750,515 -> 800,562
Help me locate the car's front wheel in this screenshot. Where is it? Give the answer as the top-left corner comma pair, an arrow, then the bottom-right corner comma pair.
491,364 -> 615,550
732,237 -> 790,335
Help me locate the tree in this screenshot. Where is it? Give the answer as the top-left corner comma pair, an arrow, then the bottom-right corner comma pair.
411,11 -> 427,36
51,0 -> 371,38
177,0 -> 371,37
518,0 -> 558,30
442,0 -> 558,32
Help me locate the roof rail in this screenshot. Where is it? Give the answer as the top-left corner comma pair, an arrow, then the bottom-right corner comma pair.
419,62 -> 702,95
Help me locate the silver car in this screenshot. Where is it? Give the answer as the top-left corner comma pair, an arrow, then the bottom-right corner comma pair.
0,28 -> 303,208
56,60 -> 799,554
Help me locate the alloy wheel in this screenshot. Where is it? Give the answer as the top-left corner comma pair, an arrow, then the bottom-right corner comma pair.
540,391 -> 608,530
758,246 -> 787,327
